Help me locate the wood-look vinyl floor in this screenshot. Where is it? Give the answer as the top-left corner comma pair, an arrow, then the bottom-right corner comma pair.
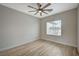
0,39 -> 78,56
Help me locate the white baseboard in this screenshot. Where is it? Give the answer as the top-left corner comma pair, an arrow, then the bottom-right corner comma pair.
42,39 -> 77,47
0,39 -> 38,51
0,38 -> 76,52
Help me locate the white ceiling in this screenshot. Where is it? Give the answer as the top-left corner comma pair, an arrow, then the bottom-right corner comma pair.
1,3 -> 78,18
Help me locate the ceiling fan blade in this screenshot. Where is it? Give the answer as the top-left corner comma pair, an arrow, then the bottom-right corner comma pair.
43,9 -> 53,11
28,10 -> 36,12
40,12 -> 42,16
42,11 -> 48,14
42,3 -> 51,9
28,5 -> 37,9
37,3 -> 41,9
34,11 -> 38,15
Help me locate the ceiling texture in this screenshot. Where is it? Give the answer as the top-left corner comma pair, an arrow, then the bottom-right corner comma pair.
1,3 -> 79,18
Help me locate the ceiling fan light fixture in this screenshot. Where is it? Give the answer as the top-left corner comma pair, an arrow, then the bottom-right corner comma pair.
39,10 -> 41,12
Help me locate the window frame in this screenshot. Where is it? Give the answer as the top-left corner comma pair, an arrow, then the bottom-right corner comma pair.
46,20 -> 62,36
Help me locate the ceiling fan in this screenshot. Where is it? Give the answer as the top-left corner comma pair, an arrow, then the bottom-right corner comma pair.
27,3 -> 53,16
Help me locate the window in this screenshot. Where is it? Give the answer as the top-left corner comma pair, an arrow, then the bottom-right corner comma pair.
46,20 -> 61,36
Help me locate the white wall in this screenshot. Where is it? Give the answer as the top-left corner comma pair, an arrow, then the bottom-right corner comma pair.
40,9 -> 77,47
0,5 -> 40,51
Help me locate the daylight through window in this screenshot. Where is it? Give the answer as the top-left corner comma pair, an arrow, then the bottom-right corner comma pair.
46,20 -> 61,36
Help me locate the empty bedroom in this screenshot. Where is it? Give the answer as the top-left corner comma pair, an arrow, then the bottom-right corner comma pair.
0,3 -> 79,56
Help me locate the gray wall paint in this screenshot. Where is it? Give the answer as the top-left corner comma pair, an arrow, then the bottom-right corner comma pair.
77,5 -> 79,52
0,5 -> 40,51
40,9 -> 77,47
